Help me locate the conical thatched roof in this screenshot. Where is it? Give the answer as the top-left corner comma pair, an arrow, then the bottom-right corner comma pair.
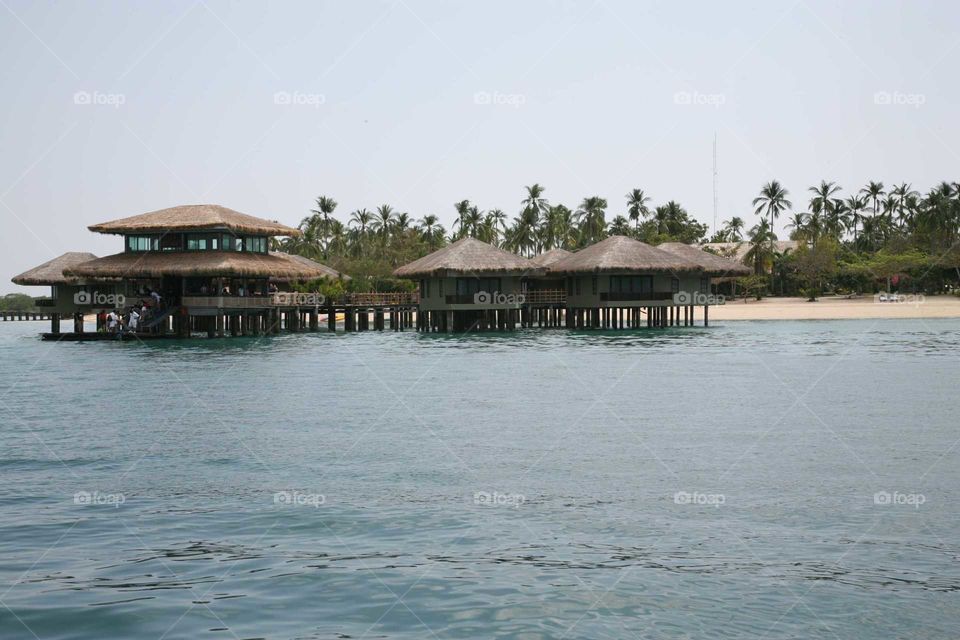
64,251 -> 340,280
88,204 -> 300,237
11,252 -> 103,285
656,242 -> 751,277
272,252 -> 350,281
548,236 -> 701,274
394,237 -> 538,277
528,248 -> 572,268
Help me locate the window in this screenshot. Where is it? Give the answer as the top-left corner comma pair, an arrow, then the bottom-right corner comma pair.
575,278 -> 581,295
159,234 -> 182,251
699,277 -> 709,294
671,278 -> 680,293
609,276 -> 653,295
566,277 -> 574,296
439,279 -> 444,297
126,235 -> 158,252
243,237 -> 266,253
591,276 -> 598,295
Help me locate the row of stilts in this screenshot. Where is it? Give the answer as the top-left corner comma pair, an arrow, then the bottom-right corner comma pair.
2,311 -> 54,321
39,305 -> 710,338
567,304 -> 707,329
415,305 -> 709,332
183,305 -> 419,337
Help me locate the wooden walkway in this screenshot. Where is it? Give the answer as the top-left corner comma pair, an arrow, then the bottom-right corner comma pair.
1,311 -> 52,321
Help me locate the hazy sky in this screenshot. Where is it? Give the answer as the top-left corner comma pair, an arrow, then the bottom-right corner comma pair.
2,0 -> 957,293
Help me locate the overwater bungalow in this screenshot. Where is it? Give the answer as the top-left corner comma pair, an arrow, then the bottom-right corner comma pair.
11,252 -> 113,333
13,204 -> 350,338
547,235 -> 726,328
393,237 -> 539,331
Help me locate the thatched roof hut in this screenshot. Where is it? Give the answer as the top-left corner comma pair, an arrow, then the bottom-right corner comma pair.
88,204 -> 300,237
11,252 -> 104,285
528,248 -> 572,268
548,236 -> 701,274
656,242 -> 751,277
64,251 -> 341,280
394,237 -> 538,278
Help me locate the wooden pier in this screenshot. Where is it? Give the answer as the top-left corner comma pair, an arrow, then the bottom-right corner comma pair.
1,311 -> 53,321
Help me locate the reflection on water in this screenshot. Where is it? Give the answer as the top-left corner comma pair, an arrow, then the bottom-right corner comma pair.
1,319 -> 959,639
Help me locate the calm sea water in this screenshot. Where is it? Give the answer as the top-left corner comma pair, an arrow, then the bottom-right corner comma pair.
0,318 -> 958,639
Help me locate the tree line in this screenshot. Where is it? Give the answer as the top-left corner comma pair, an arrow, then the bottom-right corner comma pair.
277,180 -> 960,297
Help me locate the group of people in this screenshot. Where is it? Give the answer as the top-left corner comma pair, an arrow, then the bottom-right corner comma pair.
99,289 -> 164,334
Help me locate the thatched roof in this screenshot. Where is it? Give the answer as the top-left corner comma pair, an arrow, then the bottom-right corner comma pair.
548,236 -> 701,274
528,248 -> 572,268
272,252 -> 350,281
64,251 -> 341,280
656,242 -> 751,276
11,252 -> 103,285
394,237 -> 538,278
88,204 -> 300,237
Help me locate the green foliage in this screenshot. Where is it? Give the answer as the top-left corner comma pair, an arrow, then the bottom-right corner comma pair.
0,293 -> 37,311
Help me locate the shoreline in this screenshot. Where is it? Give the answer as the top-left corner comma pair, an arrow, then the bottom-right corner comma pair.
709,295 -> 960,321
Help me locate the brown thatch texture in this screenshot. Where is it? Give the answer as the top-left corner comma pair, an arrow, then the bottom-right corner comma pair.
548,235 -> 701,274
272,252 -> 350,281
64,251 -> 340,280
11,252 -> 101,285
656,242 -> 752,276
88,204 -> 300,237
528,248 -> 572,267
394,237 -> 539,277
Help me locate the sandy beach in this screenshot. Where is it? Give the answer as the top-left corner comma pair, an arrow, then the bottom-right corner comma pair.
711,295 -> 960,320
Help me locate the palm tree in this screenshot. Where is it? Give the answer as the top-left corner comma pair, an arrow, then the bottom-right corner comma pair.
808,181 -> 842,240
542,204 -> 577,250
625,188 -> 651,233
349,208 -> 373,255
752,181 -> 792,238
486,209 -> 508,246
521,184 -> 549,221
372,204 -> 395,244
418,214 -> 444,249
609,215 -> 631,235
394,212 -> 412,235
843,195 -> 867,249
575,196 -> 608,245
785,212 -> 809,241
860,181 -> 885,222
722,216 -> 745,241
452,200 -> 472,240
745,218 -> 777,275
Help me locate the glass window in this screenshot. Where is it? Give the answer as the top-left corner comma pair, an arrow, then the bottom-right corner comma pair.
591,276 -> 597,295
700,277 -> 709,294
671,278 -> 680,293
575,278 -> 581,295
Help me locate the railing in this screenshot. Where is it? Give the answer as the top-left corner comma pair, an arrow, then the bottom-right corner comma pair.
346,292 -> 419,306
599,291 -> 676,302
182,296 -> 276,309
523,289 -> 566,304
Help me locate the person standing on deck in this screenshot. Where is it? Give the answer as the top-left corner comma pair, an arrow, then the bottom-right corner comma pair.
128,307 -> 140,332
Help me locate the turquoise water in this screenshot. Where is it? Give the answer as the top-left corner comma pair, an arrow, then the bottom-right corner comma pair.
1,319 -> 959,639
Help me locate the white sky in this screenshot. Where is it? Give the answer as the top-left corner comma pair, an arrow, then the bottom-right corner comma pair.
2,0 -> 957,293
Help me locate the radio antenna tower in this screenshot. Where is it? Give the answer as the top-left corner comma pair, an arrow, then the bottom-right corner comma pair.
712,132 -> 718,235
